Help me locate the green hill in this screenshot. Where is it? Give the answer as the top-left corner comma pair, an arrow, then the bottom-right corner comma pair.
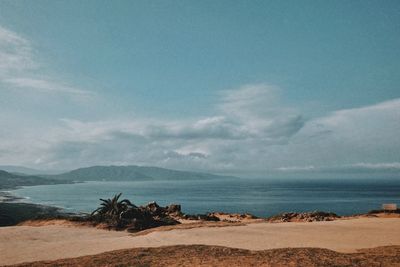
0,170 -> 71,190
49,165 -> 235,182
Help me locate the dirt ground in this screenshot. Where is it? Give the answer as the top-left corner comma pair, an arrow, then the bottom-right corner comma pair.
9,245 -> 400,267
1,216 -> 400,266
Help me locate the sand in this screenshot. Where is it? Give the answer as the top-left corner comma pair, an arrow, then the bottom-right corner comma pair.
11,245 -> 400,267
1,217 -> 400,266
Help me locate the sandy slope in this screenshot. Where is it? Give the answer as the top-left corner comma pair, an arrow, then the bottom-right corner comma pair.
10,245 -> 400,267
1,218 -> 400,266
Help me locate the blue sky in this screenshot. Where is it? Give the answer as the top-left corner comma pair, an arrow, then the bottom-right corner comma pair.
0,1 -> 399,177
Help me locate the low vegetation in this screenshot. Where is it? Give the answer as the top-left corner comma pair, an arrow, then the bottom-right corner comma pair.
0,202 -> 68,226
266,211 -> 340,222
0,170 -> 71,190
89,193 -> 181,231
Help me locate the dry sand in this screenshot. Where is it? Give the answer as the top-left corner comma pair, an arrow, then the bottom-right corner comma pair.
11,245 -> 400,267
1,217 -> 400,266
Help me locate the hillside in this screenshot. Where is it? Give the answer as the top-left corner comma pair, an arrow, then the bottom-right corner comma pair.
0,170 -> 71,190
0,166 -> 63,175
49,165 -> 235,182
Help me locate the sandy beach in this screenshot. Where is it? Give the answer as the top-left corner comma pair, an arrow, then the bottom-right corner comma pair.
1,217 -> 399,266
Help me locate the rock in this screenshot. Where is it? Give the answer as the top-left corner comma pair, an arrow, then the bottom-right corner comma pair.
156,216 -> 180,226
124,213 -> 180,233
181,214 -> 196,220
120,207 -> 152,222
166,204 -> 181,214
143,201 -> 164,216
204,214 -> 220,221
240,213 -> 258,219
368,209 -> 400,214
208,212 -> 258,222
140,202 -> 184,218
267,211 -> 339,223
182,213 -> 220,221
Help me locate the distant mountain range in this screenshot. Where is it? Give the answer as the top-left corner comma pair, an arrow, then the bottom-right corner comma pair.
0,165 -> 235,189
0,165 -> 64,175
0,170 -> 71,190
49,165 -> 235,182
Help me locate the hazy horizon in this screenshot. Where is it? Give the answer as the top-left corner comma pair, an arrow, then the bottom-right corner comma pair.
0,1 -> 399,178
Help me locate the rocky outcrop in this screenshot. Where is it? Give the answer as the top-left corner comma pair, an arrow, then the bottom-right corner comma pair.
208,212 -> 258,222
182,213 -> 220,221
123,202 -> 184,231
368,209 -> 400,215
90,201 -> 182,232
166,204 -> 181,214
140,202 -> 183,218
267,211 -> 339,223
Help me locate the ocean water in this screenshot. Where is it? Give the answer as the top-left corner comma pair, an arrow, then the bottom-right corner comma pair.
10,178 -> 400,217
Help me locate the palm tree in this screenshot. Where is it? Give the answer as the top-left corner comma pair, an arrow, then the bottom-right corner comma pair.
91,193 -> 135,224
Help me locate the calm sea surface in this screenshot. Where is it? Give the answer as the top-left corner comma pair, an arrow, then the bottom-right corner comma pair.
10,178 -> 400,217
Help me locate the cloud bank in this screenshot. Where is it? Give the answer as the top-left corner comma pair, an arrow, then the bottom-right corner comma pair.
1,82 -> 399,176
0,25 -> 399,177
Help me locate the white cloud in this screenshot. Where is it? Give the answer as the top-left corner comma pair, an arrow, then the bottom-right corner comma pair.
276,165 -> 316,172
0,84 -> 306,171
0,81 -> 400,176
0,37 -> 399,178
0,25 -> 94,98
265,98 -> 400,174
218,84 -> 304,140
4,78 -> 95,96
2,84 -> 399,176
219,84 -> 280,117
0,25 -> 36,73
144,116 -> 250,140
348,162 -> 400,170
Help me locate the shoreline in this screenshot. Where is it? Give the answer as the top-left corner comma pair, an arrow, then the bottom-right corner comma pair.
1,189 -> 399,266
0,191 -> 26,203
3,178 -> 400,219
1,187 -> 399,227
0,187 -> 388,217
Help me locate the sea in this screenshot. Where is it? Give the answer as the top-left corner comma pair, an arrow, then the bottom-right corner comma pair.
9,177 -> 400,217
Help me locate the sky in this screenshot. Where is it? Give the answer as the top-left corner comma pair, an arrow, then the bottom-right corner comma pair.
0,0 -> 399,177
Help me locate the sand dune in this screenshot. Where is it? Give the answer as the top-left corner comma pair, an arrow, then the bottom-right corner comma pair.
1,217 -> 400,266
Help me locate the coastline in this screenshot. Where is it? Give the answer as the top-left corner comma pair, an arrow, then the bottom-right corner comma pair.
1,185 -> 399,227
0,189 -> 82,227
1,189 -> 399,266
0,191 -> 26,203
1,183 -> 399,266
4,177 -> 400,219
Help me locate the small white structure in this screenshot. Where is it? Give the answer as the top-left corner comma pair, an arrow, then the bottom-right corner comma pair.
382,203 -> 397,211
